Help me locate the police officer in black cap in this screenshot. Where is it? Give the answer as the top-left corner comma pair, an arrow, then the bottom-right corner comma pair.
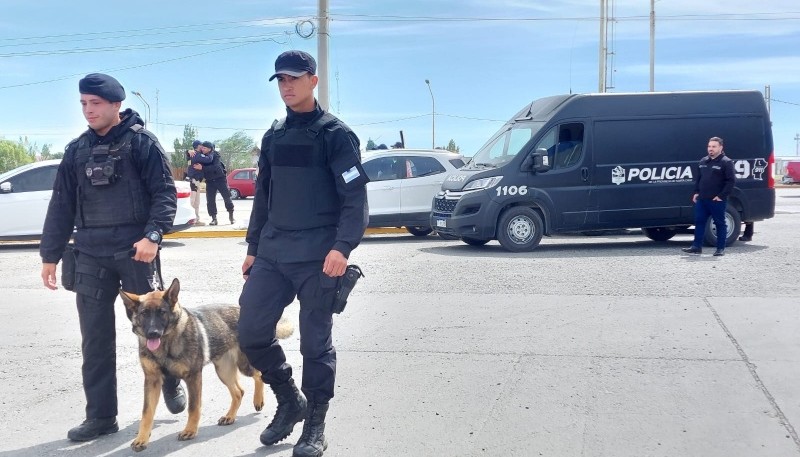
198,140 -> 235,225
238,50 -> 369,457
39,73 -> 187,442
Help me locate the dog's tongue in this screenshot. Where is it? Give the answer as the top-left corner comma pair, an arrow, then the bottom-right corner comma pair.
146,338 -> 161,351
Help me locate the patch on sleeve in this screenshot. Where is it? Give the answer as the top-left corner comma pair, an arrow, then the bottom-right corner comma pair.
341,166 -> 361,184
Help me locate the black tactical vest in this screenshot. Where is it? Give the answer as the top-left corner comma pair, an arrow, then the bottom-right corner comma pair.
73,125 -> 151,228
268,113 -> 340,230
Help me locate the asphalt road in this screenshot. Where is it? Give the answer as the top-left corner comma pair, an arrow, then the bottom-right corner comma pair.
1,188 -> 799,456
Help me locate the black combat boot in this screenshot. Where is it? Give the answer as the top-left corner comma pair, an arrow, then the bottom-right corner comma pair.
292,402 -> 329,457
260,379 -> 308,446
67,417 -> 119,441
209,217 -> 218,226
162,376 -> 186,414
229,211 -> 235,224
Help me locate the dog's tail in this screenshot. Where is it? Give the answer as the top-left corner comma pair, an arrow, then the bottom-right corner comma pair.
276,316 -> 294,340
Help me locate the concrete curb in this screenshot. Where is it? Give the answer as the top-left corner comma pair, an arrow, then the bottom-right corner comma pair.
164,226 -> 410,239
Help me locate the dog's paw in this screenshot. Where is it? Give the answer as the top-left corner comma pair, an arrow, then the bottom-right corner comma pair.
217,415 -> 236,426
254,399 -> 264,412
131,439 -> 148,452
177,429 -> 197,441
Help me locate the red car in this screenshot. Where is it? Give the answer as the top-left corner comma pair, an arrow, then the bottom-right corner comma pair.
226,168 -> 257,199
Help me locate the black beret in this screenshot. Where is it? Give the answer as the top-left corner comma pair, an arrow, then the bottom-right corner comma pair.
192,140 -> 202,148
201,141 -> 214,150
78,73 -> 126,102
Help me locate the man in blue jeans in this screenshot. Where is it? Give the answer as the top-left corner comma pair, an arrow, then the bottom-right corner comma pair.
682,136 -> 736,256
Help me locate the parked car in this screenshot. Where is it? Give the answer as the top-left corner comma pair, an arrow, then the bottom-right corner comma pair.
783,161 -> 800,185
0,160 -> 194,241
362,149 -> 465,236
226,167 -> 257,199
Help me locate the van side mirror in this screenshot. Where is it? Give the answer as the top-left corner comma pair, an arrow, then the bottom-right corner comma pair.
521,148 -> 551,173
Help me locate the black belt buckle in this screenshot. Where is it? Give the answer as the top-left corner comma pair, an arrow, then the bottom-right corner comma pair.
332,265 -> 364,314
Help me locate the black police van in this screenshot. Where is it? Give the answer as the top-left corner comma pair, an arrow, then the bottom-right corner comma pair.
431,90 -> 775,252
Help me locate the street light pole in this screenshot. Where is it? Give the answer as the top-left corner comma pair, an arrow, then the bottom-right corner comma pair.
425,79 -> 435,149
131,91 -> 151,127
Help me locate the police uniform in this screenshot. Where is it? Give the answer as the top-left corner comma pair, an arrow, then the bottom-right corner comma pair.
39,74 -> 183,434
238,103 -> 368,404
201,142 -> 235,223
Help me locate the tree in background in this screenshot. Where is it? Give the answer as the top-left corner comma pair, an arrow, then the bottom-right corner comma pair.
446,139 -> 460,153
171,125 -> 200,174
215,131 -> 257,170
365,138 -> 376,151
0,139 -> 33,173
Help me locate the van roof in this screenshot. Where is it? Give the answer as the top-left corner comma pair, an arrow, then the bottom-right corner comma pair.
514,90 -> 769,123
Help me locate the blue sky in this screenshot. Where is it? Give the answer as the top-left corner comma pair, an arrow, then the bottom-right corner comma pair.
1,0 -> 799,158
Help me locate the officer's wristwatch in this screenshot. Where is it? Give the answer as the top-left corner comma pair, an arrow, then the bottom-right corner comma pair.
145,231 -> 162,244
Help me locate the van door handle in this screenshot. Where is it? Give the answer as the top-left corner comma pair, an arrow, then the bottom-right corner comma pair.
581,167 -> 589,181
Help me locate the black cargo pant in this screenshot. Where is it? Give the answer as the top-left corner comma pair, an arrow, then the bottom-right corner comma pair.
72,251 -> 180,419
238,257 -> 337,404
205,177 -> 234,218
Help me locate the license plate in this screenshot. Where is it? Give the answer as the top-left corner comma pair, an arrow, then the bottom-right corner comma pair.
436,219 -> 447,228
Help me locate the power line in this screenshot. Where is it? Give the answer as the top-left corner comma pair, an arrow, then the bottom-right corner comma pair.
769,98 -> 800,107
0,41 -> 274,90
0,33 -> 288,58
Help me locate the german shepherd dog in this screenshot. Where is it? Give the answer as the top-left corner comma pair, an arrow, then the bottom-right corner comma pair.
120,278 -> 293,452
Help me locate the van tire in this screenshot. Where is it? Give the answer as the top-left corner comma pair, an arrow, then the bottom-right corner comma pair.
406,226 -> 433,236
702,206 -> 741,247
461,236 -> 489,246
497,207 -> 544,252
642,227 -> 677,242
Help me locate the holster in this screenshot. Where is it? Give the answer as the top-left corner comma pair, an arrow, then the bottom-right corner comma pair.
61,245 -> 77,292
332,265 -> 364,314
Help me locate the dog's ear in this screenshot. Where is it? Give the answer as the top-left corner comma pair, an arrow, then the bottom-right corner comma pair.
165,278 -> 180,308
119,289 -> 140,319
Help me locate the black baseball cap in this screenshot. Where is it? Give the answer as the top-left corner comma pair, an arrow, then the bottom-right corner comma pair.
269,50 -> 316,81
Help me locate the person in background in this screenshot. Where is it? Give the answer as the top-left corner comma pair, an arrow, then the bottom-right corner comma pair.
199,141 -> 235,225
681,136 -> 736,256
185,139 -> 211,225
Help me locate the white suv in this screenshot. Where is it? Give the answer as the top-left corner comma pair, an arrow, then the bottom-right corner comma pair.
362,149 -> 465,236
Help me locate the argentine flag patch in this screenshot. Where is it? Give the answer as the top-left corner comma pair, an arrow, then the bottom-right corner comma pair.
342,166 -> 360,184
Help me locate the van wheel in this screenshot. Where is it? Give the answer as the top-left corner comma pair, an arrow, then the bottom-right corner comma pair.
703,206 -> 741,247
229,188 -> 241,199
461,236 -> 489,246
642,227 -> 677,242
497,207 -> 544,252
406,226 -> 432,236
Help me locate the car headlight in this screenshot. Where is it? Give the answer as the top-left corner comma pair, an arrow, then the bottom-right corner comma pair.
463,176 -> 503,191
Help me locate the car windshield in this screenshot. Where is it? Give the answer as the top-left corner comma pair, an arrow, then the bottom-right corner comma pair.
465,121 -> 544,169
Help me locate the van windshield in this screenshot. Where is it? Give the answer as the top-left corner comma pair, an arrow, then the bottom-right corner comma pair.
465,121 -> 544,169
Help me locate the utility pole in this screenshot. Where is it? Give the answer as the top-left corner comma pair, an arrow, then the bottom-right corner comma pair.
598,0 -> 606,93
795,133 -> 799,156
317,0 -> 330,110
764,85 -> 771,114
649,0 -> 655,91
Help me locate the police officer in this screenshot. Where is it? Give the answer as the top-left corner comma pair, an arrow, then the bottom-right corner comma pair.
199,141 -> 235,225
682,136 -> 736,256
238,50 -> 369,457
39,73 -> 186,442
